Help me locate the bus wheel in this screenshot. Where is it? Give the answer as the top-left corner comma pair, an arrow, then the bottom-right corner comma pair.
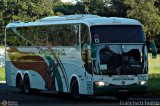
71,80 -> 81,99
23,74 -> 31,94
16,74 -> 23,91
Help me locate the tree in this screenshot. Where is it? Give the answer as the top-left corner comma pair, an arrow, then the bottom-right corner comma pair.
108,0 -> 128,17
124,0 -> 160,40
155,0 -> 160,9
75,0 -> 128,17
82,0 -> 110,15
0,0 -> 55,45
54,1 -> 85,15
7,0 -> 54,22
0,0 -> 6,45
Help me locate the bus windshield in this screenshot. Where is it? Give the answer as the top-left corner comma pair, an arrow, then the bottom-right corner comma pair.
90,25 -> 145,44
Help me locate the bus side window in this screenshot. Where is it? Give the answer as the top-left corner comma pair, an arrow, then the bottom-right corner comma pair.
6,28 -> 24,46
81,24 -> 92,74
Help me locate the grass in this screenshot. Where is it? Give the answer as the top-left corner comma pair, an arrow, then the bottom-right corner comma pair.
0,67 -> 5,81
148,78 -> 160,96
148,53 -> 160,74
141,53 -> 160,96
148,78 -> 160,91
0,45 -> 4,48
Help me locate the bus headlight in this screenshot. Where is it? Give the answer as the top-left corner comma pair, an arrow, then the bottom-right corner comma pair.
95,81 -> 109,86
140,81 -> 147,85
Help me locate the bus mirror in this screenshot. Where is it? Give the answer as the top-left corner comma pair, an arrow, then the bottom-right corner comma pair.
146,40 -> 157,59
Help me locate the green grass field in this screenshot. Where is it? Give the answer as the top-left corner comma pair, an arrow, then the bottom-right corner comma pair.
147,53 -> 160,96
148,78 -> 160,96
0,67 -> 5,81
148,53 -> 160,74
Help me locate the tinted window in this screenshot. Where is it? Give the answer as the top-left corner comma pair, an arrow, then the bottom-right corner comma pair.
6,28 -> 26,46
6,24 -> 79,46
90,25 -> 145,43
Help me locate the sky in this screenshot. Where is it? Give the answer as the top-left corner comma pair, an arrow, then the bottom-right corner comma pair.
61,0 -> 76,3
61,0 -> 79,3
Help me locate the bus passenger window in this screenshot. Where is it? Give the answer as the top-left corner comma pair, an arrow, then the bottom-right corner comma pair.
35,38 -> 42,46
46,37 -> 53,47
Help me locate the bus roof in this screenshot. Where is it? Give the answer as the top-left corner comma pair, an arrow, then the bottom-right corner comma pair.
6,14 -> 142,28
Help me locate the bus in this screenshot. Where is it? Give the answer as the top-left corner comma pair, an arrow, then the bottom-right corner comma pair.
5,14 -> 157,100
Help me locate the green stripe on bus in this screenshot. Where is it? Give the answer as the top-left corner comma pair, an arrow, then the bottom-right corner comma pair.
58,57 -> 69,91
45,56 -> 63,92
55,68 -> 63,92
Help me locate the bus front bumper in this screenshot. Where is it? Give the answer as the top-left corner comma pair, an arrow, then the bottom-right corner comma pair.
93,84 -> 147,96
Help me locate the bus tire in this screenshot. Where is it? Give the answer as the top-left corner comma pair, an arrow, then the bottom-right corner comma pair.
16,74 -> 23,91
70,79 -> 81,100
23,74 -> 32,94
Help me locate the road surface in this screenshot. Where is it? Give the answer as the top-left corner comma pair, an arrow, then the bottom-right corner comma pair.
0,83 -> 160,106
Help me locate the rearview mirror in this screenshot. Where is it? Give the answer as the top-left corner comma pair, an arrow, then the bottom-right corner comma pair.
146,41 -> 157,59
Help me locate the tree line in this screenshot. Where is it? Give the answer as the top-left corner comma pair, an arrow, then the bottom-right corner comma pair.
0,0 -> 160,50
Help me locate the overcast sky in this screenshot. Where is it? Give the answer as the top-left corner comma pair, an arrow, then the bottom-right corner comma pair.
61,0 -> 76,3
61,0 -> 81,3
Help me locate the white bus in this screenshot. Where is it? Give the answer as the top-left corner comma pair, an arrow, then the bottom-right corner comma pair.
5,14 -> 157,100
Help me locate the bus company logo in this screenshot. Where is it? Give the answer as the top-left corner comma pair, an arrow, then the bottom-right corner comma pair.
1,100 -> 7,106
121,81 -> 125,85
39,48 -> 66,56
112,77 -> 134,81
